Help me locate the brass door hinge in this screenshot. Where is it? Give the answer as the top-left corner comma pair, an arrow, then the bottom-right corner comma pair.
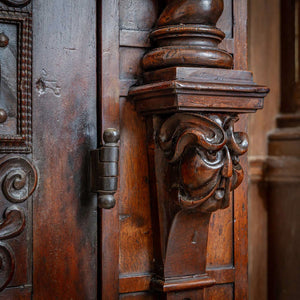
90,129 -> 120,209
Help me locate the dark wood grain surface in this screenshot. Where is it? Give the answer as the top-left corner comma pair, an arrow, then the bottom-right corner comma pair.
32,0 -> 97,298
98,0 -> 121,298
0,0 -> 271,298
125,0 -> 265,298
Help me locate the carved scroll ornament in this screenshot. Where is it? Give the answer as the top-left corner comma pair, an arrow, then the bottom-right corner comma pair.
0,242 -> 14,292
0,204 -> 28,291
0,155 -> 37,203
0,155 -> 37,291
0,206 -> 25,291
158,113 -> 248,213
0,206 -> 25,240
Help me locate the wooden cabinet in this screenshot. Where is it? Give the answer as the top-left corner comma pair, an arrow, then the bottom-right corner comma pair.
0,0 -> 268,299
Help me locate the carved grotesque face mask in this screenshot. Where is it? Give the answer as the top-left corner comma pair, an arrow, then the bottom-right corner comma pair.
158,113 -> 248,212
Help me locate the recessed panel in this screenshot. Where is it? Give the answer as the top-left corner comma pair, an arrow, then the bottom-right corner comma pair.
0,23 -> 17,135
0,10 -> 32,153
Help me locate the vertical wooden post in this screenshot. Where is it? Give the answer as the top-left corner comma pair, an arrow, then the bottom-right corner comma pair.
98,0 -> 120,298
129,0 -> 269,298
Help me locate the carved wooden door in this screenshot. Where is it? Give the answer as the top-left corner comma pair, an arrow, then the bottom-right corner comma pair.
0,0 -> 268,299
0,0 -> 98,298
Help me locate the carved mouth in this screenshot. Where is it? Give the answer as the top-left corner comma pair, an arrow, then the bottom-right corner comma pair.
178,167 -> 236,212
178,174 -> 223,210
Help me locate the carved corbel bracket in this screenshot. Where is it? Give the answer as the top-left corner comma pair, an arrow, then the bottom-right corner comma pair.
146,113 -> 248,295
128,0 -> 269,298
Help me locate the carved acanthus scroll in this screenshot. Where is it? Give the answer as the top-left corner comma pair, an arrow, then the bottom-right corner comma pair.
0,155 -> 37,291
0,155 -> 37,203
0,206 -> 25,291
0,206 -> 25,240
158,113 -> 248,212
0,242 -> 14,292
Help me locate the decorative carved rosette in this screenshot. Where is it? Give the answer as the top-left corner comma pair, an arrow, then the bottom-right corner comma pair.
158,113 -> 248,213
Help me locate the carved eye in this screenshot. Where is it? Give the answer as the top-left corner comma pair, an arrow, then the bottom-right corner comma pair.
195,148 -> 223,166
207,150 -> 217,160
197,148 -> 223,165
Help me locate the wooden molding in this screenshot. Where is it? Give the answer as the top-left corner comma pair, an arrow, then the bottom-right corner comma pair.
249,156 -> 300,183
130,67 -> 268,114
0,9 -> 32,153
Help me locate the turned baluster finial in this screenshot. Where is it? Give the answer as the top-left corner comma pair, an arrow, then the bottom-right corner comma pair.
158,0 -> 224,26
142,0 -> 233,71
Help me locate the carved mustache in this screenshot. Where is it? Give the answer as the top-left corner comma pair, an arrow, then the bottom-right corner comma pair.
158,113 -> 248,163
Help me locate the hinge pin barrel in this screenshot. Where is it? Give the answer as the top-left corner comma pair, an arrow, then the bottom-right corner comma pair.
90,128 -> 120,209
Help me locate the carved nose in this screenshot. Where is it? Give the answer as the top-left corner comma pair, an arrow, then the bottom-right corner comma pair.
221,146 -> 233,178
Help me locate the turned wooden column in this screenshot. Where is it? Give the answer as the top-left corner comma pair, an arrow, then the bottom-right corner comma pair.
129,1 -> 269,298
142,0 -> 233,71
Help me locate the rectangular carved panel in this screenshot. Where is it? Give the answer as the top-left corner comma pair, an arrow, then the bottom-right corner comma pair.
0,2 -> 34,297
0,22 -> 17,136
0,9 -> 32,153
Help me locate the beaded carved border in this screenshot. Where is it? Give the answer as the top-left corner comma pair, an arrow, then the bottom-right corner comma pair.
0,9 -> 32,153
